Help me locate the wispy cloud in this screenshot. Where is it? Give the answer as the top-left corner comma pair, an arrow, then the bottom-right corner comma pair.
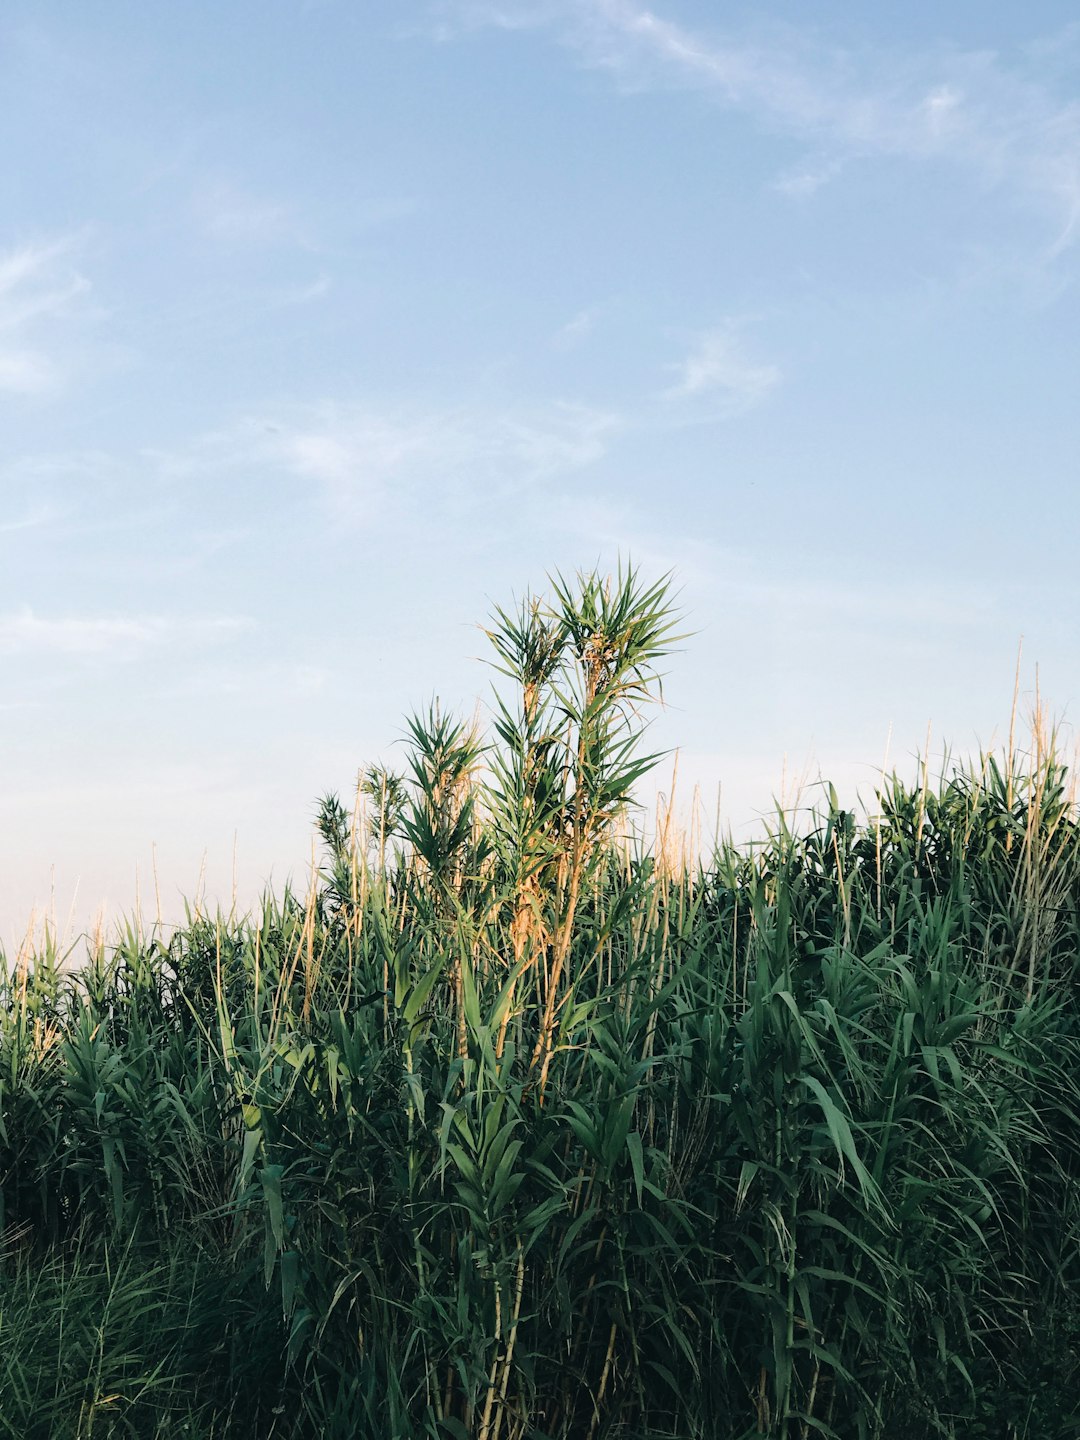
415,0 -> 564,39
552,306 -> 599,349
193,180 -> 294,246
0,235 -> 92,394
155,397 -> 620,523
276,274 -> 332,306
0,503 -> 60,535
772,156 -> 846,199
276,401 -> 619,518
662,326 -> 780,414
192,179 -> 418,254
431,1 -> 1080,248
0,609 -> 254,660
0,352 -> 54,394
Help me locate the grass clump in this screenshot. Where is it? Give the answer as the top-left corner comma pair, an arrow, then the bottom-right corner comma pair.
3,564 -> 1080,1438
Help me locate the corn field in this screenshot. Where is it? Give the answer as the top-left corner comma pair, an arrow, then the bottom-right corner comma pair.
2,566 -> 1079,1438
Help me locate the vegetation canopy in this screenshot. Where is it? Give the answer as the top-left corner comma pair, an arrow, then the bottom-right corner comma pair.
2,564 -> 1079,1439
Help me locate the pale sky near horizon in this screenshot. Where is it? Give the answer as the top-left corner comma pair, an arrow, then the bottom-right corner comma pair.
4,1 -> 1080,945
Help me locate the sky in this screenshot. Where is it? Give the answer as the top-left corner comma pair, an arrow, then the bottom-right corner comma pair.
4,0 -> 1080,944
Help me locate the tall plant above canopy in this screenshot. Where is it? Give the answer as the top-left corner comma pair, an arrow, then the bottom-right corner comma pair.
314,562 -> 682,1079
484,562 -> 684,1084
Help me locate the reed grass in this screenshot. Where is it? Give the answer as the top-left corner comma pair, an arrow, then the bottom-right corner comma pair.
3,565 -> 1080,1438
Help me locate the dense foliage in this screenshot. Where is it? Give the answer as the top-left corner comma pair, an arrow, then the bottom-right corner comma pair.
2,567 -> 1079,1438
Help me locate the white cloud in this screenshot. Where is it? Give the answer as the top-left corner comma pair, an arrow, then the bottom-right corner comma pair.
194,181 -> 293,245
921,84 -> 964,137
552,306 -> 598,348
277,274 -> 332,305
192,181 -> 415,254
276,401 -> 619,516
0,235 -> 92,395
773,156 -> 845,198
0,351 -> 54,394
432,1 -> 1080,248
662,327 -> 780,413
420,0 -> 564,37
159,397 -> 621,522
0,504 -> 59,535
0,609 -> 253,660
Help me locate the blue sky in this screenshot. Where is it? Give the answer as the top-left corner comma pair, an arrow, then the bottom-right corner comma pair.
4,0 -> 1080,939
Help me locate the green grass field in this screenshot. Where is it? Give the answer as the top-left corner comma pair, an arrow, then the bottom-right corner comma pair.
3,567 -> 1079,1438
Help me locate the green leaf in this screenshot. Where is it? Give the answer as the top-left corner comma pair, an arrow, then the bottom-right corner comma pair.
626,1130 -> 645,1206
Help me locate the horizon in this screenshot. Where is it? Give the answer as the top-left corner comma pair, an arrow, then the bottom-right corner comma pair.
11,675 -> 1069,954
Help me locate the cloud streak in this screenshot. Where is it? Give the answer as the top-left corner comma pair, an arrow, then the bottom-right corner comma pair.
276,401 -> 620,521
0,504 -> 60,535
0,610 -> 254,660
193,181 -> 294,246
433,1 -> 1080,246
0,235 -> 93,395
154,397 -> 621,523
662,327 -> 780,413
